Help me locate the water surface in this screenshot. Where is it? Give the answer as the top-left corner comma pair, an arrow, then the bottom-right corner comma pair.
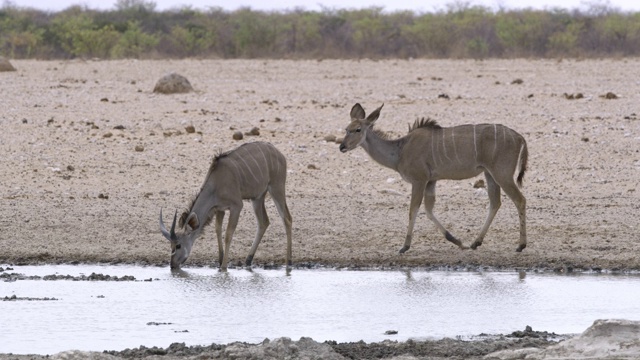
1,265 -> 639,355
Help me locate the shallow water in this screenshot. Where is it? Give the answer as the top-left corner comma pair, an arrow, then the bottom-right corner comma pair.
1,265 -> 639,355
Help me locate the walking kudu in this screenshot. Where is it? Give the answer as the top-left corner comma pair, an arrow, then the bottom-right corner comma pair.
339,103 -> 528,253
160,141 -> 293,270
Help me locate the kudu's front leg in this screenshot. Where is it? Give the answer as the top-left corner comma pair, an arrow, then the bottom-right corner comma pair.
220,205 -> 242,271
399,183 -> 426,254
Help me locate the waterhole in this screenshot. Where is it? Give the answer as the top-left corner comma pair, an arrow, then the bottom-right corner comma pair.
1,264 -> 639,355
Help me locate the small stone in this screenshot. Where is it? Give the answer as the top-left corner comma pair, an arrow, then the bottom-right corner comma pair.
67,165 -> 75,171
324,134 -> 337,142
307,164 -> 318,170
135,145 -> 144,152
511,78 -> 524,84
185,125 -> 196,133
385,330 -> 398,335
473,179 -> 486,188
232,131 -> 243,140
100,98 -> 109,102
245,127 -> 260,136
103,132 -> 113,138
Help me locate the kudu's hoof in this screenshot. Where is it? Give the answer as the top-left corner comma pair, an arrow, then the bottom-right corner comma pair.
398,246 -> 410,254
516,244 -> 526,252
470,242 -> 482,250
245,255 -> 254,266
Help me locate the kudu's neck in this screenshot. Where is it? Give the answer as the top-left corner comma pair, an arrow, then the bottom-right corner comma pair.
187,186 -> 216,237
360,129 -> 403,170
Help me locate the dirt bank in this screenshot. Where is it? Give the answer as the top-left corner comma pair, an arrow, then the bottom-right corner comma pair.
1,58 -> 638,271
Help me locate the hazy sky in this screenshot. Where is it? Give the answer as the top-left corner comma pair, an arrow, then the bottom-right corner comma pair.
10,0 -> 640,12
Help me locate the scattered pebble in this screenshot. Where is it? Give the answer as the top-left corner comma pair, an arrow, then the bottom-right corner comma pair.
473,179 -> 486,188
324,134 -> 337,142
135,145 -> 144,152
185,125 -> 196,133
233,131 -> 244,140
245,127 -> 260,136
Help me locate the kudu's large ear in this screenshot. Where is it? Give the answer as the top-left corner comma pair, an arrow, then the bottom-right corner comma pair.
185,212 -> 200,231
365,103 -> 384,125
350,103 -> 366,120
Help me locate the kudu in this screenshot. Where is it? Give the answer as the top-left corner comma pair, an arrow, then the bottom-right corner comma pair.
339,103 -> 528,253
159,141 -> 293,270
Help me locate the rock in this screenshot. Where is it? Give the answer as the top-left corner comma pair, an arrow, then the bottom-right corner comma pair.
135,145 -> 144,152
601,92 -> 618,99
223,337 -> 345,360
232,131 -> 243,140
487,319 -> 640,360
473,179 -> 485,188
324,134 -> 337,142
245,127 -> 260,136
185,125 -> 196,133
153,72 -> 193,94
0,57 -> 16,72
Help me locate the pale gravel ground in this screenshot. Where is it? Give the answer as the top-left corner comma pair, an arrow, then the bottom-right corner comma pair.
1,58 -> 639,271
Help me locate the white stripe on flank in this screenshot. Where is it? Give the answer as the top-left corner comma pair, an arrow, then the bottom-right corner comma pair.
493,124 -> 498,156
247,148 -> 265,179
238,154 -> 260,183
431,131 -> 437,166
473,124 -> 478,161
442,129 -> 452,162
263,144 -> 276,174
452,127 -> 462,165
228,158 -> 246,185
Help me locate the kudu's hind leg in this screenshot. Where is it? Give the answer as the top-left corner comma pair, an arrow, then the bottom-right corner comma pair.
246,193 -> 270,266
470,171 -> 501,250
214,211 -> 225,266
423,181 -> 467,250
269,184 -> 293,266
500,181 -> 527,252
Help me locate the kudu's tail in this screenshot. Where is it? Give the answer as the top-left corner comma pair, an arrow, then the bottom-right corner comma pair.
516,141 -> 528,187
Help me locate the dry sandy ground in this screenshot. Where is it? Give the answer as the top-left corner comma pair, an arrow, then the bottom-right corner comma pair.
1,58 -> 639,271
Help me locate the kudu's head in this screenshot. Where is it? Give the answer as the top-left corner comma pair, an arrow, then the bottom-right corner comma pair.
339,103 -> 383,153
159,208 -> 200,269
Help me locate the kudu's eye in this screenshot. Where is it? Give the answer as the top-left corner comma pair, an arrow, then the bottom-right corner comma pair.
355,127 -> 362,132
175,244 -> 182,250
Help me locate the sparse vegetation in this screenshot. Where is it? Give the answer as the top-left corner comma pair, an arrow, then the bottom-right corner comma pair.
1,0 -> 640,59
